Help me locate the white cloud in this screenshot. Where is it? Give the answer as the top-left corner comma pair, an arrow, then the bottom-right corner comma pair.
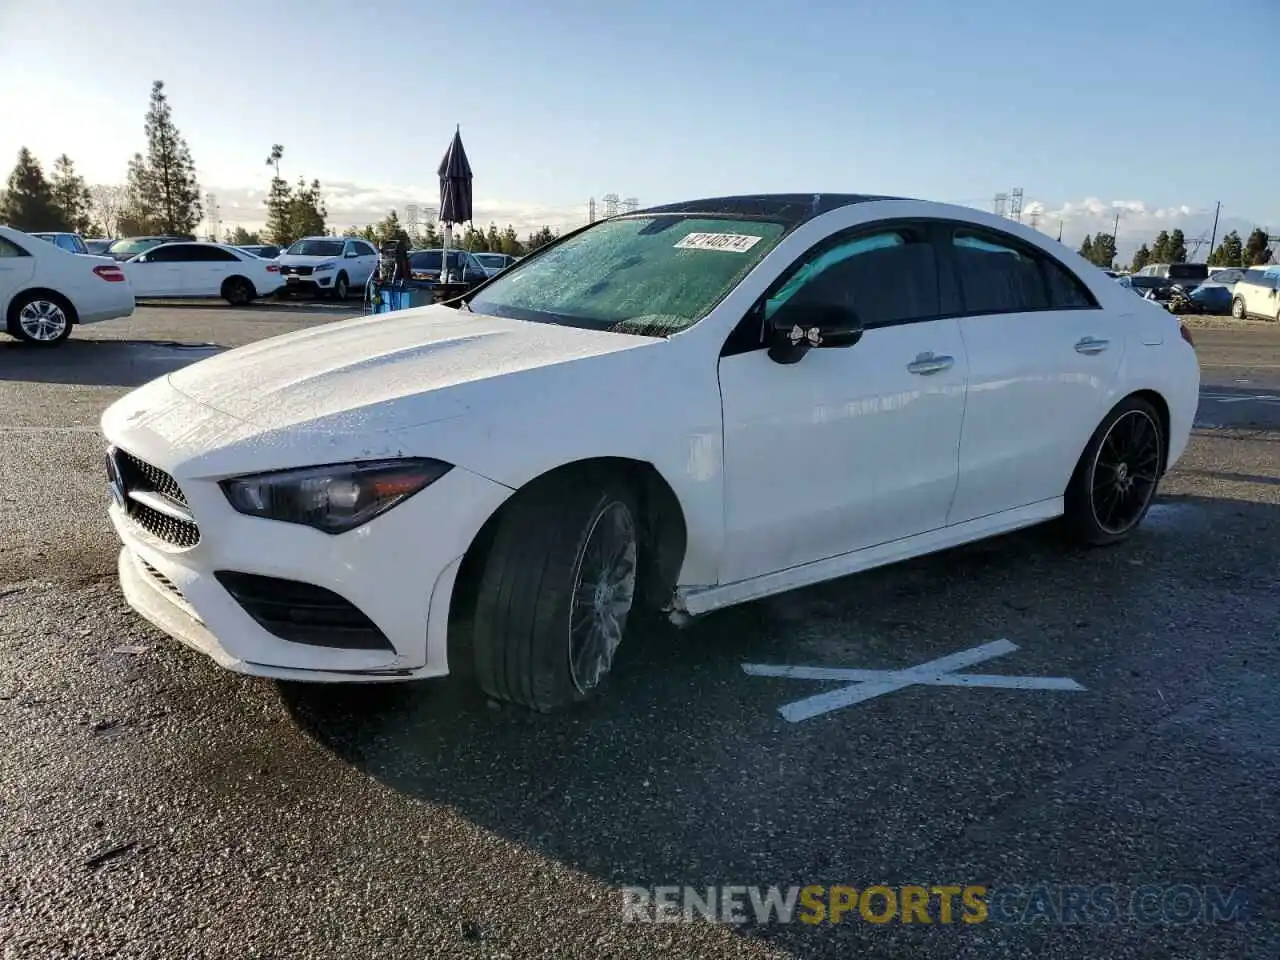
204,179 -> 589,237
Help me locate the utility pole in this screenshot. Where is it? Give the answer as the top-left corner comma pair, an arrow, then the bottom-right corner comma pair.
1057,220 -> 1063,242
1206,201 -> 1221,263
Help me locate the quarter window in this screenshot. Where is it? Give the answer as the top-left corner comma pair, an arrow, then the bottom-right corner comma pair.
1042,259 -> 1097,309
765,226 -> 941,329
0,236 -> 29,257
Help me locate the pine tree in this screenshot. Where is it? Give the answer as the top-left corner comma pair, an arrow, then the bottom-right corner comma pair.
288,178 -> 327,238
1166,229 -> 1187,264
1078,235 -> 1094,262
264,178 -> 293,245
375,210 -> 408,244
1150,231 -> 1171,264
140,80 -> 202,234
1244,227 -> 1273,267
499,224 -> 523,256
121,152 -> 153,234
1130,243 -> 1152,272
49,154 -> 94,234
1208,231 -> 1243,268
1090,233 -> 1117,269
0,148 -> 64,231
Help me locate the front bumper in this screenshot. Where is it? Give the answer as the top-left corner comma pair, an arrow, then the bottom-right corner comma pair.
108,457 -> 513,682
279,272 -> 337,295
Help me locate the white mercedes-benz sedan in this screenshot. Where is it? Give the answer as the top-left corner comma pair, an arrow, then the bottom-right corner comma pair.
100,194 -> 1200,711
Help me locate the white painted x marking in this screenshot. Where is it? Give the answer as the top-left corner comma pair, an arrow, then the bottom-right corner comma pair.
742,639 -> 1085,723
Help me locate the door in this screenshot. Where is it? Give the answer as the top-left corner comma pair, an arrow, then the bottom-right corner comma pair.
1244,273 -> 1279,319
189,245 -> 242,295
346,240 -> 377,284
942,225 -> 1124,525
0,235 -> 36,306
123,244 -> 183,296
718,222 -> 969,584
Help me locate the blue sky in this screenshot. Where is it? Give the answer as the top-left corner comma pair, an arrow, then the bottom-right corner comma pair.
1,0 -> 1277,255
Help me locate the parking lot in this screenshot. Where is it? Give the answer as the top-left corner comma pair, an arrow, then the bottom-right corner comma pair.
1,306 -> 1278,959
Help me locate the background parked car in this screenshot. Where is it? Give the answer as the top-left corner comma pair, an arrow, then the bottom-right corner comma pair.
1134,262 -> 1209,286
30,231 -> 90,255
473,252 -> 518,277
237,244 -> 283,260
1230,267 -> 1280,321
121,241 -> 285,305
104,235 -> 196,262
277,236 -> 378,299
84,238 -> 114,255
0,225 -> 134,346
407,248 -> 490,288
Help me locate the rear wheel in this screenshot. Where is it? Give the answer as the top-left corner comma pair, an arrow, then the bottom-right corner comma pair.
1231,296 -> 1246,319
471,475 -> 640,712
1064,396 -> 1165,545
222,276 -> 255,306
7,293 -> 73,345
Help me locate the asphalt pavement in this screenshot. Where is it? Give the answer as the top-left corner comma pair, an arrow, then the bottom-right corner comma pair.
0,306 -> 1277,959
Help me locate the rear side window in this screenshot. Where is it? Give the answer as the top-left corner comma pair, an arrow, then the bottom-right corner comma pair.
1042,259 -> 1097,309
1168,263 -> 1208,282
0,236 -> 30,257
194,246 -> 240,261
951,231 -> 1048,314
766,226 -> 941,329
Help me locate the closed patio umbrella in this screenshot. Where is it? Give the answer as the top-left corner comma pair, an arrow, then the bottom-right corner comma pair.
438,125 -> 473,281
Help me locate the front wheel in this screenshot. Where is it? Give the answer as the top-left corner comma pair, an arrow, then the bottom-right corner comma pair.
332,273 -> 349,300
1063,396 -> 1165,546
222,277 -> 255,306
1231,297 -> 1246,319
471,476 -> 640,712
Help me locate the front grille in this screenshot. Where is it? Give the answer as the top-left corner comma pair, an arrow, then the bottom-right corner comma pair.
214,571 -> 393,651
284,265 -> 314,277
139,558 -> 185,602
109,448 -> 200,548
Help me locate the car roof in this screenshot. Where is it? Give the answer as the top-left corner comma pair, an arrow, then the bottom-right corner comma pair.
633,193 -> 899,229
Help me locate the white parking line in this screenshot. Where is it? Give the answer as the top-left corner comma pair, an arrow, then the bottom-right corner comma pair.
0,426 -> 102,434
743,639 -> 1085,723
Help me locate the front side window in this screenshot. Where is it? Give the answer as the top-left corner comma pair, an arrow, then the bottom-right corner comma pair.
764,226 -> 940,329
951,230 -> 1049,314
468,215 -> 786,336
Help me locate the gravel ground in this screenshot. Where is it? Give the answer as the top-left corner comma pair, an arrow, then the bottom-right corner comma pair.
0,306 -> 1277,959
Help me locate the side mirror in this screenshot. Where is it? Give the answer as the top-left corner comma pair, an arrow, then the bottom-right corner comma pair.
766,303 -> 864,365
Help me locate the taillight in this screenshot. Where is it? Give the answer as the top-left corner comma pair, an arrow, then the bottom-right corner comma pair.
93,265 -> 126,282
1179,322 -> 1194,347
266,264 -> 280,273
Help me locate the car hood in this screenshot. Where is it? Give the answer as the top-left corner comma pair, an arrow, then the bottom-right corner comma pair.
278,254 -> 346,266
164,305 -> 658,434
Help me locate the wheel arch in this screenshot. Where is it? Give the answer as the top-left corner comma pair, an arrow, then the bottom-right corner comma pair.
7,287 -> 80,325
448,456 -> 690,633
221,274 -> 257,299
1128,388 -> 1171,474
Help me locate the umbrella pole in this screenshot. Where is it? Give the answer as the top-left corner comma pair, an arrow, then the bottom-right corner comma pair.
442,223 -> 452,282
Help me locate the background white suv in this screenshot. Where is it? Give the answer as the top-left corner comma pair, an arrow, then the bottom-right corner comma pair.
1230,268 -> 1280,321
277,237 -> 378,299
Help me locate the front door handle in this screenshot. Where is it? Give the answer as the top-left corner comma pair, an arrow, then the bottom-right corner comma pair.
907,352 -> 955,375
1075,336 -> 1110,355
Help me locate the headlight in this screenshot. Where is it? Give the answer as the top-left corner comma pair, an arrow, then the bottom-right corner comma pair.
313,262 -> 335,272
220,458 -> 453,534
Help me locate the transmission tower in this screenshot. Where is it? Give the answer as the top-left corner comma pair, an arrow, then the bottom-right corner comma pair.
993,193 -> 1008,218
405,204 -> 420,233
1009,188 -> 1024,223
622,197 -> 639,214
1028,210 -> 1042,231
205,192 -> 220,241
602,193 -> 620,218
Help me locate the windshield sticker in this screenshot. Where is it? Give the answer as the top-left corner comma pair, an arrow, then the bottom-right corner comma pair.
674,232 -> 764,253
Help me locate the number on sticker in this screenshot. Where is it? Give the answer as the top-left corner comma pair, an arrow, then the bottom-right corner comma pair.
674,232 -> 763,253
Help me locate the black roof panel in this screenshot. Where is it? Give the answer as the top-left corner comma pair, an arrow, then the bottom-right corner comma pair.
632,193 -> 902,229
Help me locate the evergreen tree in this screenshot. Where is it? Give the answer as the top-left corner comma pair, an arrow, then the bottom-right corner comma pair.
1078,235 -> 1094,262
1244,227 -> 1273,266
288,178 -> 327,238
1130,243 -> 1152,273
525,226 -> 556,252
1150,230 -> 1171,264
485,222 -> 502,252
1207,231 -> 1243,268
1090,232 -> 1117,269
374,210 -> 409,244
0,148 -> 64,231
139,80 -> 202,234
421,220 -> 440,246
49,154 -> 94,234
121,152 -> 153,234
1166,229 -> 1187,264
499,224 -> 523,256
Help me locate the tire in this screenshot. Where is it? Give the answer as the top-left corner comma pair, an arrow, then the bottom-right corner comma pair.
1063,395 -> 1165,546
471,475 -> 641,712
332,273 -> 349,300
7,292 -> 74,346
222,276 -> 255,306
1231,296 -> 1246,319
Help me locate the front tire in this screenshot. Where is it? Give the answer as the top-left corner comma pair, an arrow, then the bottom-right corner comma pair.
1063,396 -> 1165,546
332,273 -> 349,300
7,292 -> 74,345
471,475 -> 640,712
1231,296 -> 1246,319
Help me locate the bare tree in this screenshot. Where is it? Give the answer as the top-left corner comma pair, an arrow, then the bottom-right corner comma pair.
89,183 -> 127,237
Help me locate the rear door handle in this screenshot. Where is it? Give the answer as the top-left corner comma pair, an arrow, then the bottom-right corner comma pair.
907,353 -> 955,375
1075,336 -> 1110,354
